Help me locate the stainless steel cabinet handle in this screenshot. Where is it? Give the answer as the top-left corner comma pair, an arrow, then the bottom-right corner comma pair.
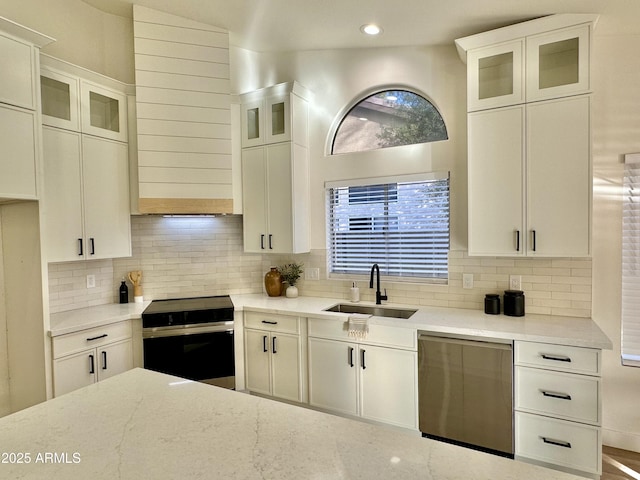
541,390 -> 572,401
541,437 -> 572,449
541,353 -> 572,363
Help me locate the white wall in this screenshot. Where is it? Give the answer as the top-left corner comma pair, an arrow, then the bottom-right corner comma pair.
591,29 -> 640,450
0,0 -> 134,83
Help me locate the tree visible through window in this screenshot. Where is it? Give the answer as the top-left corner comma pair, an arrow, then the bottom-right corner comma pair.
332,90 -> 448,154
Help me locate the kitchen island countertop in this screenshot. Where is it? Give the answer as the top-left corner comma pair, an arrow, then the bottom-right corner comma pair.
0,368 -> 584,480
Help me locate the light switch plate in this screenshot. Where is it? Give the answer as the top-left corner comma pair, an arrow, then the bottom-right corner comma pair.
87,274 -> 96,289
306,268 -> 320,281
510,275 -> 522,290
463,273 -> 474,289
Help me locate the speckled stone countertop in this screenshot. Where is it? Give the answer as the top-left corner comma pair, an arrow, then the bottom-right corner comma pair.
231,294 -> 612,349
0,368 -> 585,480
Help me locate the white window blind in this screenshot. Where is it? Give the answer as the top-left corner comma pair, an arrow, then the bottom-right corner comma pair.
326,173 -> 449,281
622,154 -> 640,367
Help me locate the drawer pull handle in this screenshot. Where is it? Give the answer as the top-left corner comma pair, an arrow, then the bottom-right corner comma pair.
541,390 -> 572,401
87,334 -> 108,342
541,353 -> 572,363
261,320 -> 278,325
541,437 -> 572,449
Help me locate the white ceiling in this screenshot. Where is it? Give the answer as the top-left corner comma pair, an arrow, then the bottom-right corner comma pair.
81,0 -> 638,52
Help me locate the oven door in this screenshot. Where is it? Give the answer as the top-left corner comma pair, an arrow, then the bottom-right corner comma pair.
143,323 -> 235,389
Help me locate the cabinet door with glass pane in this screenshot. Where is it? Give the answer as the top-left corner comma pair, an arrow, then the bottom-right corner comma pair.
526,24 -> 591,102
41,67 -> 80,131
80,80 -> 127,142
467,39 -> 524,111
265,94 -> 291,144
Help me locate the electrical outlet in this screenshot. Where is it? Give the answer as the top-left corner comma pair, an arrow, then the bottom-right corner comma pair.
510,275 -> 522,290
305,268 -> 320,281
462,273 -> 474,289
86,274 -> 96,289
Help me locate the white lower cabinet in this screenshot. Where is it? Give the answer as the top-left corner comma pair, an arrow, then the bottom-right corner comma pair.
514,341 -> 602,476
244,312 -> 305,403
52,321 -> 133,397
308,318 -> 418,430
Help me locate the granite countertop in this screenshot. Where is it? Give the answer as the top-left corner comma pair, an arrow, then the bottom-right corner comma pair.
0,368 -> 584,480
231,294 -> 613,349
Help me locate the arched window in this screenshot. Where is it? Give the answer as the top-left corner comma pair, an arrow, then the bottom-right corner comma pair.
331,89 -> 448,155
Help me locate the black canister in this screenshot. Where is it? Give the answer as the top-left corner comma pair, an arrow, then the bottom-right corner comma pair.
119,280 -> 129,304
484,294 -> 500,315
504,290 -> 525,316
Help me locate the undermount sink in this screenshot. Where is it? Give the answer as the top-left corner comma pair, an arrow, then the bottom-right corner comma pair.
323,303 -> 417,319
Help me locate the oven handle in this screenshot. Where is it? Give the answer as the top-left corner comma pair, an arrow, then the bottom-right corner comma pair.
143,324 -> 234,339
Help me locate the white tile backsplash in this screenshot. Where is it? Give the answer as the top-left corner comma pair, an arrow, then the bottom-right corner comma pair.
48,215 -> 592,318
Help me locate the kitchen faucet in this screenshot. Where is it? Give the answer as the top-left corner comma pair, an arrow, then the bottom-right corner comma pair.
369,263 -> 388,305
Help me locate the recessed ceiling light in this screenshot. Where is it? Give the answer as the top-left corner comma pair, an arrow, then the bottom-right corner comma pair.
361,24 -> 383,36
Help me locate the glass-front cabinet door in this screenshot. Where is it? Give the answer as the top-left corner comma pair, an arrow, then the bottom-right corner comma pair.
266,94 -> 291,144
41,67 -> 80,131
241,99 -> 264,147
467,40 -> 524,111
80,80 -> 127,142
526,24 -> 590,102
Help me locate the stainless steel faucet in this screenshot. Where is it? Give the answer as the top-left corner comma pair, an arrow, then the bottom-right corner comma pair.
369,263 -> 388,305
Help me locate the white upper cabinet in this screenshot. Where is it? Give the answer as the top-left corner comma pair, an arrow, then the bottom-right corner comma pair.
240,82 -> 311,254
80,80 -> 127,142
0,17 -> 53,201
40,59 -> 128,142
240,82 -> 309,148
457,14 -> 597,111
467,40 -> 524,111
40,66 -> 80,131
526,25 -> 591,103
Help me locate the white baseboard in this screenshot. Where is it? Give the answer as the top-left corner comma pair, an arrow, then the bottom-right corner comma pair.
603,428 -> 640,453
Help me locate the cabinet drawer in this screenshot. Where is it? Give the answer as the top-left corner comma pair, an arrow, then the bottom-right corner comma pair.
52,321 -> 132,358
516,412 -> 601,475
515,366 -> 600,424
244,311 -> 299,334
308,317 -> 416,350
515,341 -> 600,375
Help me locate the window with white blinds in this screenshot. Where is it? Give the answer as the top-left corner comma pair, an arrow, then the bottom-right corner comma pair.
622,154 -> 640,367
326,173 -> 449,281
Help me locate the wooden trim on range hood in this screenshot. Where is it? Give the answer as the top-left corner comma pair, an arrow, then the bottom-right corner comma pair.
138,198 -> 233,215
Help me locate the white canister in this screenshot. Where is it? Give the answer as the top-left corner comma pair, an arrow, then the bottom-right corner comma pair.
350,282 -> 360,303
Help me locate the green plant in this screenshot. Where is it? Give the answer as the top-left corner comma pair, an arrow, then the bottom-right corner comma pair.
279,262 -> 304,286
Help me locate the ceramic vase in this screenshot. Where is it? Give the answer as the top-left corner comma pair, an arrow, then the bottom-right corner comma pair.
286,285 -> 298,298
264,267 -> 283,297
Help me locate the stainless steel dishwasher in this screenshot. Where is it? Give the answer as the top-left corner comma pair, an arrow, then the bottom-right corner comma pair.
418,333 -> 514,457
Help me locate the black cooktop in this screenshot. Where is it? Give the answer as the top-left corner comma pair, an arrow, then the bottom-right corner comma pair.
142,295 -> 234,329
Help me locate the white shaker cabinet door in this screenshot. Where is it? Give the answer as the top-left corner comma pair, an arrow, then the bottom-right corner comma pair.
42,127 -> 84,262
468,105 -> 525,256
308,337 -> 358,416
359,344 -> 418,430
97,339 -> 133,382
526,96 -> 590,257
53,350 -> 96,397
265,143 -> 294,254
244,329 -> 272,396
241,147 -> 268,252
270,333 -> 301,402
0,105 -> 38,200
82,136 -> 131,260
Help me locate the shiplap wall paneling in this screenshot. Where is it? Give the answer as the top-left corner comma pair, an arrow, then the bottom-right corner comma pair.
133,5 -> 232,214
